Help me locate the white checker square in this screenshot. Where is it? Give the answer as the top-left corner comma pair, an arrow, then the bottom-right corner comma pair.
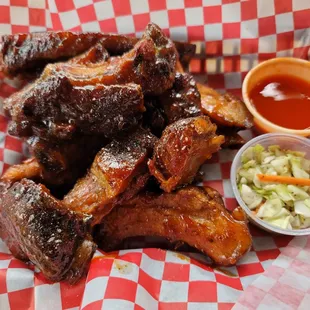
59,10 -> 80,30
279,270 -> 310,292
276,12 -> 294,33
29,26 -> 47,32
294,29 -> 310,48
204,23 -> 223,41
0,133 -> 5,148
257,0 -> 275,18
205,58 -> 217,74
102,299 -> 135,310
47,0 -> 57,12
130,0 -> 149,14
167,0 -> 184,9
150,10 -> 169,29
185,7 -> 204,26
0,294 -> 10,310
222,3 -> 241,23
224,72 -> 242,89
241,19 -> 259,39
7,268 -> 34,292
10,6 -> 29,26
169,26 -> 188,42
135,285 -> 158,310
159,281 -> 189,302
110,259 -> 139,282
0,260 -> 10,269
293,0 -> 310,11
81,21 -> 101,32
223,179 -> 234,198
0,162 -> 3,177
252,237 -> 277,251
0,0 -> 9,5
258,34 -> 277,53
299,293 -> 310,310
165,251 -> 190,264
261,259 -> 273,271
28,0 -> 46,9
140,253 -> 165,280
217,283 -> 242,303
239,129 -> 255,141
118,249 -> 143,255
258,294 -> 293,310
188,303 -> 218,310
289,236 -> 307,248
237,251 -> 259,265
240,274 -> 262,290
253,275 -> 277,292
116,15 -> 135,34
276,50 -> 293,57
201,163 -> 222,180
73,0 -> 93,9
46,11 -> 52,28
94,0 -> 115,20
35,283 -> 62,310
4,149 -> 23,166
0,239 -> 10,254
203,0 -> 221,6
272,255 -> 293,269
81,277 -> 108,309
189,264 -> 216,281
223,39 -> 241,55
296,249 -> 310,264
0,24 -> 11,35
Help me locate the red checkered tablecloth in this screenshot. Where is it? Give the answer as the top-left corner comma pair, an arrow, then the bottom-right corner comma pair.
0,1 -> 310,309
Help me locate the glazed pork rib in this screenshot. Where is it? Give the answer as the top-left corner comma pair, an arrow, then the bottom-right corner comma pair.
148,116 -> 224,192
98,186 -> 252,266
0,179 -> 96,283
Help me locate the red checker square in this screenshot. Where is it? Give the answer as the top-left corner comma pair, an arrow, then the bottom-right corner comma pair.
274,0 -> 292,14
87,257 -> 114,282
55,0 -> 74,12
273,235 -> 293,248
224,56 -> 241,73
5,136 -> 23,153
8,288 -> 34,310
0,6 -> 10,23
99,19 -> 117,33
189,58 -> 202,73
277,31 -> 294,51
206,74 -> 225,89
29,8 -> 45,26
83,300 -> 103,310
188,281 -> 217,302
159,302 -> 188,310
256,249 -> 281,261
138,269 -> 161,300
228,88 -> 242,97
203,180 -> 224,196
225,198 -> 238,211
258,53 -> 276,63
163,263 -> 190,282
249,224 -> 269,237
204,6 -> 221,24
187,25 -> 204,41
258,16 -> 276,37
162,29 -> 170,37
34,271 -> 54,286
294,10 -> 310,30
205,41 -> 223,56
10,0 -> 27,6
237,262 -> 264,277
223,23 -> 240,39
77,5 -> 96,24
8,259 -> 31,269
133,13 -> 151,32
143,248 -> 166,261
119,252 -> 142,266
241,1 -> 257,20
104,277 -> 138,302
241,38 -> 259,54
218,303 -> 234,310
135,305 -> 144,310
0,252 -> 11,260
222,0 -> 239,3
293,47 -> 310,59
2,164 -> 10,174
148,0 -> 166,11
190,258 -> 213,273
69,25 -> 82,32
51,13 -> 63,30
0,115 -> 7,132
113,0 -> 131,16
221,162 -> 231,179
215,273 -> 242,290
60,279 -> 86,309
184,0 -> 202,7
0,270 -> 7,294
168,9 -> 186,27
205,152 -> 219,164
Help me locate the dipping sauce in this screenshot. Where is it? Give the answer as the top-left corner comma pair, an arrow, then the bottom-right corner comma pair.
249,75 -> 310,130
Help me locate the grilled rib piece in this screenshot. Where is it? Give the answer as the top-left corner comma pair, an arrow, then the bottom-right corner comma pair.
98,186 -> 252,266
63,129 -> 157,224
0,179 -> 96,283
148,116 -> 224,192
4,80 -> 144,139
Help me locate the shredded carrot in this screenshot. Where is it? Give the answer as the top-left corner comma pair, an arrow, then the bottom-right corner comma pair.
257,174 -> 310,186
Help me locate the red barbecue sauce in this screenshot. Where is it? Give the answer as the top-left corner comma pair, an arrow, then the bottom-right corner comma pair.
249,75 -> 310,130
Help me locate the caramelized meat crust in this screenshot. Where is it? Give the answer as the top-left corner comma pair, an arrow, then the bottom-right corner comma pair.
0,179 -> 96,283
148,116 -> 224,192
63,129 -> 157,224
4,79 -> 144,139
99,186 -> 252,266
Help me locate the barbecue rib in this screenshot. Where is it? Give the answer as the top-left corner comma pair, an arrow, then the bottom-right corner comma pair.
148,116 -> 224,192
98,186 -> 252,266
63,129 -> 157,224
0,179 -> 96,283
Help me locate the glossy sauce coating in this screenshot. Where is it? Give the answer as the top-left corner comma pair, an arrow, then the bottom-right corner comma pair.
250,75 -> 310,130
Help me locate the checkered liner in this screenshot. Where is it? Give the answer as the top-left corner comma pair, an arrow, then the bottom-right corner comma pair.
0,1 -> 309,309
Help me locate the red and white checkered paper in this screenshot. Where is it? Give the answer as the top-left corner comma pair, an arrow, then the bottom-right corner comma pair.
0,1 -> 310,309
